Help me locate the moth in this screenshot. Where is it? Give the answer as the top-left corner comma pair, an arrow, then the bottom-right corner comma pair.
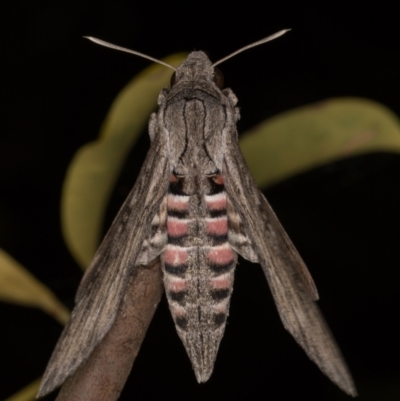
38,30 -> 357,397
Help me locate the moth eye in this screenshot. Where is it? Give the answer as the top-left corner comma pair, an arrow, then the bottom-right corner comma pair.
213,67 -> 224,89
170,72 -> 176,87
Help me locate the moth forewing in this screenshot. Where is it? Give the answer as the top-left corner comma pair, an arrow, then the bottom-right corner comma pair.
37,121 -> 170,398
222,141 -> 357,396
38,31 -> 357,398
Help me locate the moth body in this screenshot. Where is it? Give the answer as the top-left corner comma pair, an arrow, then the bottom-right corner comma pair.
143,53 -> 241,380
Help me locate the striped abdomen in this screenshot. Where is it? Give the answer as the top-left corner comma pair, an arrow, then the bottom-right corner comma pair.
161,173 -> 236,382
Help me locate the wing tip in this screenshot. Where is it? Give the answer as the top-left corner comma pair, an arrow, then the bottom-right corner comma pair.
36,376 -> 60,399
335,375 -> 358,397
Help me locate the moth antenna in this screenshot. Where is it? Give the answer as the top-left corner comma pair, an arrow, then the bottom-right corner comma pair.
84,36 -> 177,71
212,29 -> 291,67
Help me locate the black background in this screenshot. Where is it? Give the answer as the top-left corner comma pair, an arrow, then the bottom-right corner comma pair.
1,1 -> 400,400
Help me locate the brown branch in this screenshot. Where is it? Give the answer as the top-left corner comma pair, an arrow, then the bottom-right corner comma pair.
55,260 -> 163,401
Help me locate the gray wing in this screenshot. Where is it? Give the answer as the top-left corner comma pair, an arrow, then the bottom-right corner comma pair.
38,133 -> 170,397
223,132 -> 357,397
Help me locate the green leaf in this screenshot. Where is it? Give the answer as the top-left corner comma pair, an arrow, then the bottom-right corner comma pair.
240,97 -> 400,188
61,54 -> 187,268
3,378 -> 41,401
0,249 -> 69,324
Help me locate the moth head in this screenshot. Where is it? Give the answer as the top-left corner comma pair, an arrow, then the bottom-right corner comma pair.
170,51 -> 224,89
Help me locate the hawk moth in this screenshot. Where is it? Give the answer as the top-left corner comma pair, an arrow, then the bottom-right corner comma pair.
38,31 -> 357,397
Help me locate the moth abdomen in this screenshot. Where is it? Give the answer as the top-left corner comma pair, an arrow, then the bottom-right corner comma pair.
175,315 -> 189,330
210,288 -> 230,301
164,262 -> 189,276
161,173 -> 237,382
207,176 -> 225,196
168,209 -> 189,219
168,290 -> 188,305
205,217 -> 229,244
213,312 -> 227,327
204,187 -> 229,244
166,217 -> 190,244
209,209 -> 226,218
208,259 -> 236,274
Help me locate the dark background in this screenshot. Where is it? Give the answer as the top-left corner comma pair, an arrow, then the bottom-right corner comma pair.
1,1 -> 400,400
